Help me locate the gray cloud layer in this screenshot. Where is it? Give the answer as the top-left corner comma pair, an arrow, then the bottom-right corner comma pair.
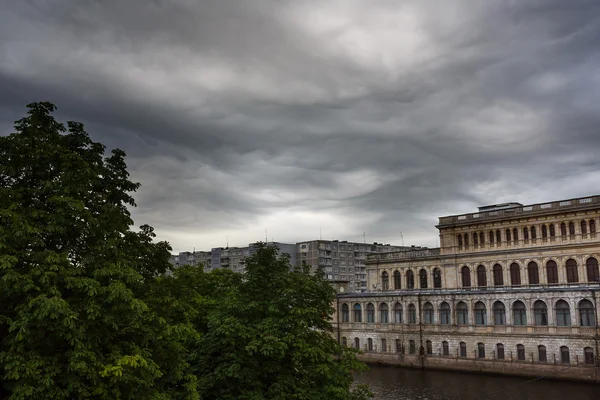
2,0 -> 600,251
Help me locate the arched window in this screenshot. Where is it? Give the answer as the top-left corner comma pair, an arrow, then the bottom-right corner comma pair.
426,340 -> 433,355
496,343 -> 505,360
459,342 -> 467,358
586,257 -> 599,282
579,299 -> 595,327
394,270 -> 401,289
473,232 -> 478,246
457,235 -> 463,248
353,303 -> 362,322
395,339 -> 402,353
367,338 -> 373,351
531,226 -> 537,239
477,265 -> 487,287
461,266 -> 471,288
408,304 -> 417,324
538,345 -> 547,362
510,263 -> 521,286
591,219 -> 597,235
523,227 -> 529,240
493,301 -> 506,325
506,229 -> 511,243
560,222 -> 567,237
560,346 -> 570,364
549,224 -> 556,237
381,271 -> 389,290
406,270 -> 415,289
475,301 -> 487,325
489,231 -> 495,244
581,220 -> 588,235
341,304 -> 349,322
566,259 -> 579,283
517,344 -> 525,361
555,300 -> 571,326
457,301 -> 468,325
527,261 -> 539,285
534,300 -> 548,326
442,341 -> 449,356
569,222 -> 575,237
394,302 -> 403,323
366,303 -> 375,323
433,268 -> 442,288
496,230 -> 501,243
546,260 -> 559,284
479,232 -> 485,245
423,302 -> 434,324
584,347 -> 594,365
409,340 -> 416,354
381,338 -> 387,352
354,337 -> 360,349
420,269 -> 428,289
380,303 -> 389,323
513,301 -> 527,326
513,228 -> 518,242
342,337 -> 347,346
493,264 -> 504,286
477,343 -> 485,359
542,225 -> 548,238
439,302 -> 451,325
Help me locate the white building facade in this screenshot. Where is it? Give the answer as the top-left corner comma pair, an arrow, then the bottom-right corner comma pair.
333,196 -> 600,382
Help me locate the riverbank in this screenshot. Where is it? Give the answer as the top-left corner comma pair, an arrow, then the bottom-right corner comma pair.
356,352 -> 600,383
355,364 -> 600,400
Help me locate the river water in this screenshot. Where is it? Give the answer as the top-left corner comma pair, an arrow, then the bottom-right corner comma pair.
354,365 -> 600,400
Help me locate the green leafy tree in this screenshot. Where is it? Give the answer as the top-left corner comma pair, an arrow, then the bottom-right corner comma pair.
0,103 -> 195,399
192,243 -> 371,400
0,102 -> 370,399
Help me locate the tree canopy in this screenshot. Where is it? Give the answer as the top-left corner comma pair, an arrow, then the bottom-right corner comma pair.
0,102 -> 370,399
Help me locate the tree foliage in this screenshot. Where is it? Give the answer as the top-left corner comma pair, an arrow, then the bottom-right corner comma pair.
0,103 -> 370,399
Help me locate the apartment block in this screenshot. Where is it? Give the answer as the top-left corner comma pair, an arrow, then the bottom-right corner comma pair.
169,242 -> 296,273
295,240 -> 418,292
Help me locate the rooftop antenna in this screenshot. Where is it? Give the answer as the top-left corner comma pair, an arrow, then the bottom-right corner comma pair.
363,232 -> 366,243
226,236 -> 228,248
265,229 -> 268,242
320,228 -> 322,240
400,232 -> 404,246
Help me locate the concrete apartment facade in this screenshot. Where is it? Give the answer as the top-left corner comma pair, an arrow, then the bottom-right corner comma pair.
170,242 -> 297,273
333,195 -> 600,382
295,240 -> 417,292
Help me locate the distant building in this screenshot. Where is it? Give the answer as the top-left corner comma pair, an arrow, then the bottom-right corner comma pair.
295,240 -> 418,292
170,239 -> 414,292
169,242 -> 296,273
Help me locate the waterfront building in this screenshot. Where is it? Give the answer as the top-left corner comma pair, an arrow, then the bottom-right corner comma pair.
333,196 -> 600,382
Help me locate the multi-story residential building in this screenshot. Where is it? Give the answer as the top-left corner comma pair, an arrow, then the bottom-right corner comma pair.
169,242 -> 297,272
333,196 -> 600,382
296,240 -> 417,292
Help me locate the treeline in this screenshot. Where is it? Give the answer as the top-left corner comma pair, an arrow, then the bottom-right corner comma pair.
0,103 -> 371,400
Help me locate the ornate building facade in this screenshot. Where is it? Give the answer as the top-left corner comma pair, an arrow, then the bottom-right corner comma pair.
333,196 -> 600,382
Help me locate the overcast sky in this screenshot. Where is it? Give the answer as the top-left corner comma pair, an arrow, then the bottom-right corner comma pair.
2,1 -> 600,253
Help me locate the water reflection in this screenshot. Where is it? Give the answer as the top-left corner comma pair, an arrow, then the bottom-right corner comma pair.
355,365 -> 600,400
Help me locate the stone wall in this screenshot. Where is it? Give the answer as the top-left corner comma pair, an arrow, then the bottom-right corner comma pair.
355,352 -> 600,383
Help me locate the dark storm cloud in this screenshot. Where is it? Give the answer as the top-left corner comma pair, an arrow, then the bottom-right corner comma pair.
2,0 -> 600,251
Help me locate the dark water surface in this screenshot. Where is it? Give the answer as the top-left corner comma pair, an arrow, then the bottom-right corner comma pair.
354,365 -> 600,400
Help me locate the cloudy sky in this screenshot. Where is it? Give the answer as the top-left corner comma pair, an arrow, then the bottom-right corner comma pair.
2,1 -> 600,253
